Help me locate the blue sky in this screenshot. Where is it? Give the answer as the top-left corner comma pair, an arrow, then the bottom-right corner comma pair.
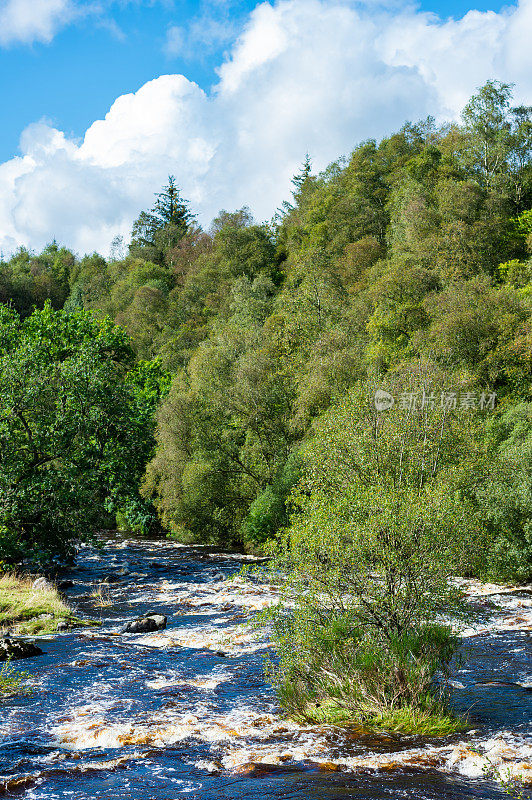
0,0 -> 528,255
0,0 -> 508,161
0,1 -> 235,161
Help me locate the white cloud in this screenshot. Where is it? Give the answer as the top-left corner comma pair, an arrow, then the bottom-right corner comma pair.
164,24 -> 184,56
1,0 -> 531,256
0,0 -> 76,46
0,0 -> 173,48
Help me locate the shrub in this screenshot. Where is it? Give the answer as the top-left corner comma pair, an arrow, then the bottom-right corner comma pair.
0,659 -> 31,698
265,372 -> 485,733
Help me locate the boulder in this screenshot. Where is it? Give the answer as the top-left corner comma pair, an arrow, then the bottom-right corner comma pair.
58,580 -> 74,591
120,613 -> 167,634
145,614 -> 167,629
0,637 -> 44,661
32,577 -> 53,592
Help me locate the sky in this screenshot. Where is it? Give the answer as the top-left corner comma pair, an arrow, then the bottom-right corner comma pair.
0,0 -> 530,256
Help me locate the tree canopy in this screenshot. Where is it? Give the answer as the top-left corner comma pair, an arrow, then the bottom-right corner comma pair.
2,81 -> 532,582
0,303 -> 166,566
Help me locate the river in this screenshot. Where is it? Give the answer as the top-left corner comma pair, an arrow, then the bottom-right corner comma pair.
1,536 -> 531,799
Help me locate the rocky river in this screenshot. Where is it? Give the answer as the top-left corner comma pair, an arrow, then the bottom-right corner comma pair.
1,536 -> 532,799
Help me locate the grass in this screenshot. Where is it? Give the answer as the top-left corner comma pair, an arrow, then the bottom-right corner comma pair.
90,583 -> 114,608
0,573 -> 98,635
294,699 -> 467,736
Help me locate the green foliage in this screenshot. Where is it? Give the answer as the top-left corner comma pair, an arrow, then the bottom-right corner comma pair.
3,84 -> 532,754
130,176 -> 194,264
2,81 -> 532,568
297,699 -> 464,735
0,573 -> 85,635
262,375 -> 485,730
477,403 -> 532,581
0,243 -> 74,317
0,660 -> 32,698
241,453 -> 302,546
462,80 -> 532,207
0,303 -> 160,564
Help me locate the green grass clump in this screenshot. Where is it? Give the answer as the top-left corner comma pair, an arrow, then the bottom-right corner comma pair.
295,700 -> 466,736
15,616 -> 98,635
294,699 -> 353,726
366,706 -> 466,736
0,573 -> 97,635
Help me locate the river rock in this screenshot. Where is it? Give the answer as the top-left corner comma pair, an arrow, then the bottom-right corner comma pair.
210,572 -> 225,582
0,637 -> 44,661
120,613 -> 167,634
145,614 -> 167,629
32,577 -> 53,591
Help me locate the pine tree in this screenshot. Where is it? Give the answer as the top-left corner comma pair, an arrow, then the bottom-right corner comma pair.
291,153 -> 312,199
276,154 -> 313,220
130,177 -> 194,263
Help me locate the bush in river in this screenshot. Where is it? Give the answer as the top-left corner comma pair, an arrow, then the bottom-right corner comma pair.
264,372 -> 486,734
0,659 -> 32,698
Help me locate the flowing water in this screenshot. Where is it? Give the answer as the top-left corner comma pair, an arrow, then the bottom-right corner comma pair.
1,536 -> 532,799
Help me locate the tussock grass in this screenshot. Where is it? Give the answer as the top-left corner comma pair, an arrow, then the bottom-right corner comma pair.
0,573 -> 94,635
296,699 -> 466,736
90,583 -> 114,608
366,706 -> 466,736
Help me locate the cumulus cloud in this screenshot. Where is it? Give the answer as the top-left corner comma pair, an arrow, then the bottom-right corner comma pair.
0,0 -> 77,46
1,0 -> 531,256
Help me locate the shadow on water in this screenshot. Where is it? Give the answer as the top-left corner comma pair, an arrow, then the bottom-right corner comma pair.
0,535 -> 529,799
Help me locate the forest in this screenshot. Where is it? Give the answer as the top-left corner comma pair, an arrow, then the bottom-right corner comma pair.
2,79 -> 532,733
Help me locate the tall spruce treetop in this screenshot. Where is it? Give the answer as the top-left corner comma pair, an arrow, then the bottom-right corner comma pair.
291,153 -> 312,199
130,177 -> 194,263
276,154 -> 313,219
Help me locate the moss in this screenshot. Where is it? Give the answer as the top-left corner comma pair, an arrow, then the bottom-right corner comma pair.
0,574 -> 99,635
294,700 -> 467,737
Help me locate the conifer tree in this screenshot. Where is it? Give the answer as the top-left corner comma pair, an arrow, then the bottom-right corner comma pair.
130,177 -> 194,263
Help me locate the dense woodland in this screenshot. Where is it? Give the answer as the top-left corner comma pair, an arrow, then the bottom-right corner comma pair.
4,79 -> 532,733
2,80 -> 532,586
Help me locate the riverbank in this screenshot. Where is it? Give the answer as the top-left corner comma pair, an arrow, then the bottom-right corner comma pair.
0,573 -> 85,635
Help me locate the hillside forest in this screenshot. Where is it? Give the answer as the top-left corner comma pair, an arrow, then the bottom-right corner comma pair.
5,78 -> 532,735
1,79 -> 532,590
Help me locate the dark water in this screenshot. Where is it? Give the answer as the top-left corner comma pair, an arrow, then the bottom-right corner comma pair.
0,538 -> 530,799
